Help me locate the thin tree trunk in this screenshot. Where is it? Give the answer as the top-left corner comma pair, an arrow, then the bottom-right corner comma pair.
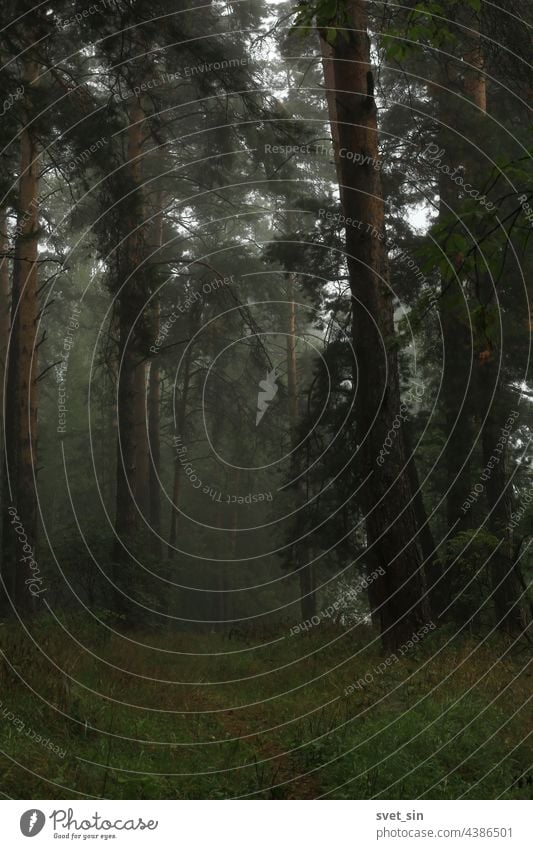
130,106 -> 151,528
460,23 -> 526,635
437,79 -> 474,540
286,278 -> 317,620
0,210 -> 10,609
112,95 -> 146,610
299,557 -> 317,621
286,283 -> 299,441
463,27 -> 487,112
231,468 -> 241,561
0,210 -> 9,414
148,192 -> 165,552
319,35 -> 345,201
404,421 -> 441,598
134,361 -> 150,520
319,1 -> 431,650
480,369 -> 528,635
148,356 -> 161,536
211,407 -> 226,632
168,342 -> 193,558
437,8 -> 487,618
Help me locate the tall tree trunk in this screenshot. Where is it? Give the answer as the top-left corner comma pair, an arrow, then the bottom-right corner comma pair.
319,35 -> 344,200
439,146 -> 474,535
147,192 -> 165,554
2,60 -> 40,614
0,211 -> 9,413
0,210 -> 10,609
134,361 -> 150,520
112,95 -> 147,611
404,421 -> 441,597
148,352 -> 161,538
458,25 -> 526,634
319,1 -> 431,650
210,404 -> 226,632
436,5 -> 488,618
299,553 -> 317,621
463,26 -> 487,113
168,341 -> 194,558
231,467 -> 241,561
480,372 -> 529,635
437,90 -> 474,540
286,282 -> 299,442
286,278 -> 317,620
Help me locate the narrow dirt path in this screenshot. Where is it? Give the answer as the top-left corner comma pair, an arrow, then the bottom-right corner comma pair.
215,706 -> 322,799
184,688 -> 322,799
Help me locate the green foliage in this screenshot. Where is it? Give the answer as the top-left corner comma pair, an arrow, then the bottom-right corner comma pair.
382,0 -> 484,61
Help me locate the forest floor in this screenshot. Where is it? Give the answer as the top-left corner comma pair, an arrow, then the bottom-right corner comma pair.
0,620 -> 531,799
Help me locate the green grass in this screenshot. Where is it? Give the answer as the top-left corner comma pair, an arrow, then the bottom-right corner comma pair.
0,620 -> 531,799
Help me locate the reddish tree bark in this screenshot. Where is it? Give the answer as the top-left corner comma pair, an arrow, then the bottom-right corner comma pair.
3,60 -> 41,614
318,2 -> 431,649
112,95 -> 148,609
